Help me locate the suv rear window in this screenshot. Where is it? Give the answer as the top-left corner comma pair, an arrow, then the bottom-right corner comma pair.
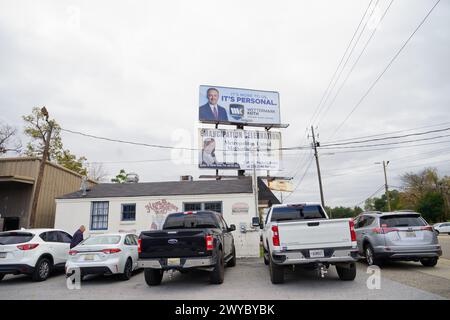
0,232 -> 34,245
380,214 -> 426,227
270,205 -> 326,222
163,212 -> 220,229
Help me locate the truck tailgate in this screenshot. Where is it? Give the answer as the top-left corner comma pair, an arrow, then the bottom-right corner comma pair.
139,229 -> 209,259
278,218 -> 352,250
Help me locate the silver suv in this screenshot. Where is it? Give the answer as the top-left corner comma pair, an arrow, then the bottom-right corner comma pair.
354,211 -> 442,267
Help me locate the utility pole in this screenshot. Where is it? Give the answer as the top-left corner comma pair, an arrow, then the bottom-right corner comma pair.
29,107 -> 52,228
311,126 -> 325,209
382,161 -> 391,212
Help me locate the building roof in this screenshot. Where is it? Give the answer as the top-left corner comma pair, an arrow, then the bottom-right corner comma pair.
57,177 -> 281,204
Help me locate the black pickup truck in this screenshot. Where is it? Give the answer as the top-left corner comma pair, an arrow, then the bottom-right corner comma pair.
138,210 -> 236,286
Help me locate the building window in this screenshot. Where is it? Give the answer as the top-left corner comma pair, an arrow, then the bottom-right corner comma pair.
204,202 -> 222,213
184,203 -> 202,211
121,204 -> 136,221
183,202 -> 222,213
90,201 -> 109,230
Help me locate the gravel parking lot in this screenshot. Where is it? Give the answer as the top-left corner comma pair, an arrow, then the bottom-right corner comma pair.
1,235 -> 449,300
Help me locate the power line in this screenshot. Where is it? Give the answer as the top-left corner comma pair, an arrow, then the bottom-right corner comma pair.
321,127 -> 450,147
323,139 -> 450,154
283,155 -> 315,202
355,184 -> 385,207
308,0 -> 375,126
61,128 -> 199,151
315,0 -> 395,126
328,0 -> 441,139
322,121 -> 450,144
319,133 -> 450,150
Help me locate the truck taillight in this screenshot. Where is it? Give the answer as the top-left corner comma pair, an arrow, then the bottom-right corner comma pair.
349,220 -> 356,242
272,226 -> 280,247
205,235 -> 214,251
138,239 -> 141,254
17,243 -> 39,251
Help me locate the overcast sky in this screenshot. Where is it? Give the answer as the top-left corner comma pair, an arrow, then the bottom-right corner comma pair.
0,0 -> 449,207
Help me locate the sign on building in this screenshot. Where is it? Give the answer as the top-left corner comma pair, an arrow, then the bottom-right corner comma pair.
198,128 -> 282,170
268,180 -> 294,192
199,85 -> 280,125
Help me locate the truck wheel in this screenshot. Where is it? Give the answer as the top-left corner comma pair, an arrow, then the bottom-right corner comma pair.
269,255 -> 284,284
32,257 -> 52,282
144,269 -> 163,286
119,258 -> 133,281
336,263 -> 356,281
364,244 -> 382,267
210,250 -> 225,284
226,245 -> 236,267
420,257 -> 438,267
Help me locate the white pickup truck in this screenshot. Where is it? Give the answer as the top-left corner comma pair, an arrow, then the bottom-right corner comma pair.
260,203 -> 359,284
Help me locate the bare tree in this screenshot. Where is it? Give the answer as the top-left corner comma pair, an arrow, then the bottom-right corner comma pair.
0,122 -> 21,155
87,163 -> 109,182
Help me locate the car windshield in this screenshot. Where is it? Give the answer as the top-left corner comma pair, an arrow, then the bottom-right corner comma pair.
380,214 -> 426,228
80,235 -> 121,245
0,232 -> 34,245
271,205 -> 326,222
163,212 -> 219,229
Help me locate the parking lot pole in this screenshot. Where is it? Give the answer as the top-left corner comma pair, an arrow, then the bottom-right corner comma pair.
311,126 -> 325,211
383,161 -> 391,212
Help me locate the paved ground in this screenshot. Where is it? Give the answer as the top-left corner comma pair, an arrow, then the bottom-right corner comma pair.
0,259 -> 445,300
1,235 -> 448,300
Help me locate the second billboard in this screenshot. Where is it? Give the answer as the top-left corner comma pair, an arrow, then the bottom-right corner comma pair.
198,128 -> 282,170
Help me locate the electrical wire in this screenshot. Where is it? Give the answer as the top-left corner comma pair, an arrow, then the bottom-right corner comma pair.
328,0 -> 442,139
315,0 -> 395,126
309,0 -> 376,126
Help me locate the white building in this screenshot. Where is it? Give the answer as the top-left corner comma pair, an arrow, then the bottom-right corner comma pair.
55,178 -> 280,257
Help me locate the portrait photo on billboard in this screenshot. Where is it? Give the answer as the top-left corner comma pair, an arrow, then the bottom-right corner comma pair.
198,85 -> 281,125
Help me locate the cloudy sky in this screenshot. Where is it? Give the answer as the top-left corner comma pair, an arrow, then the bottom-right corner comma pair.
0,0 -> 449,207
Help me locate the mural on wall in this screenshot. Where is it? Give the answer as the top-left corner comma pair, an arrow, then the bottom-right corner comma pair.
145,199 -> 179,230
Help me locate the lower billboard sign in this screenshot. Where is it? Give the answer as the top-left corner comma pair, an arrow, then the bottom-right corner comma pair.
198,128 -> 282,170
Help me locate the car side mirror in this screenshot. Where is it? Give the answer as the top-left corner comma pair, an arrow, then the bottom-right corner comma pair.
228,224 -> 236,232
252,217 -> 260,228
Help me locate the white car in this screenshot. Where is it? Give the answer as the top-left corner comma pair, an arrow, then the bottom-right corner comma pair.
0,228 -> 73,282
66,233 -> 140,281
434,222 -> 450,235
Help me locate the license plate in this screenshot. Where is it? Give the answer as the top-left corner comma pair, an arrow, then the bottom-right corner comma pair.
309,250 -> 325,258
167,258 -> 180,266
405,231 -> 416,238
83,254 -> 95,261
0,252 -> 6,258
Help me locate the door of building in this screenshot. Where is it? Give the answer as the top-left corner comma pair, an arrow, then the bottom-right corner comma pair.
3,217 -> 20,231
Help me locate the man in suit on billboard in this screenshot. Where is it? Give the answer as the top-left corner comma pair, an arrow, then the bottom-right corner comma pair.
199,87 -> 228,122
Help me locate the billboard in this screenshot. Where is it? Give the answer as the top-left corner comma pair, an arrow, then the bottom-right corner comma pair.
268,180 -> 294,192
198,128 -> 282,170
199,85 -> 280,125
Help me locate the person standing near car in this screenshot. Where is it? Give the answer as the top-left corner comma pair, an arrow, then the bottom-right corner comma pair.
70,225 -> 85,248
